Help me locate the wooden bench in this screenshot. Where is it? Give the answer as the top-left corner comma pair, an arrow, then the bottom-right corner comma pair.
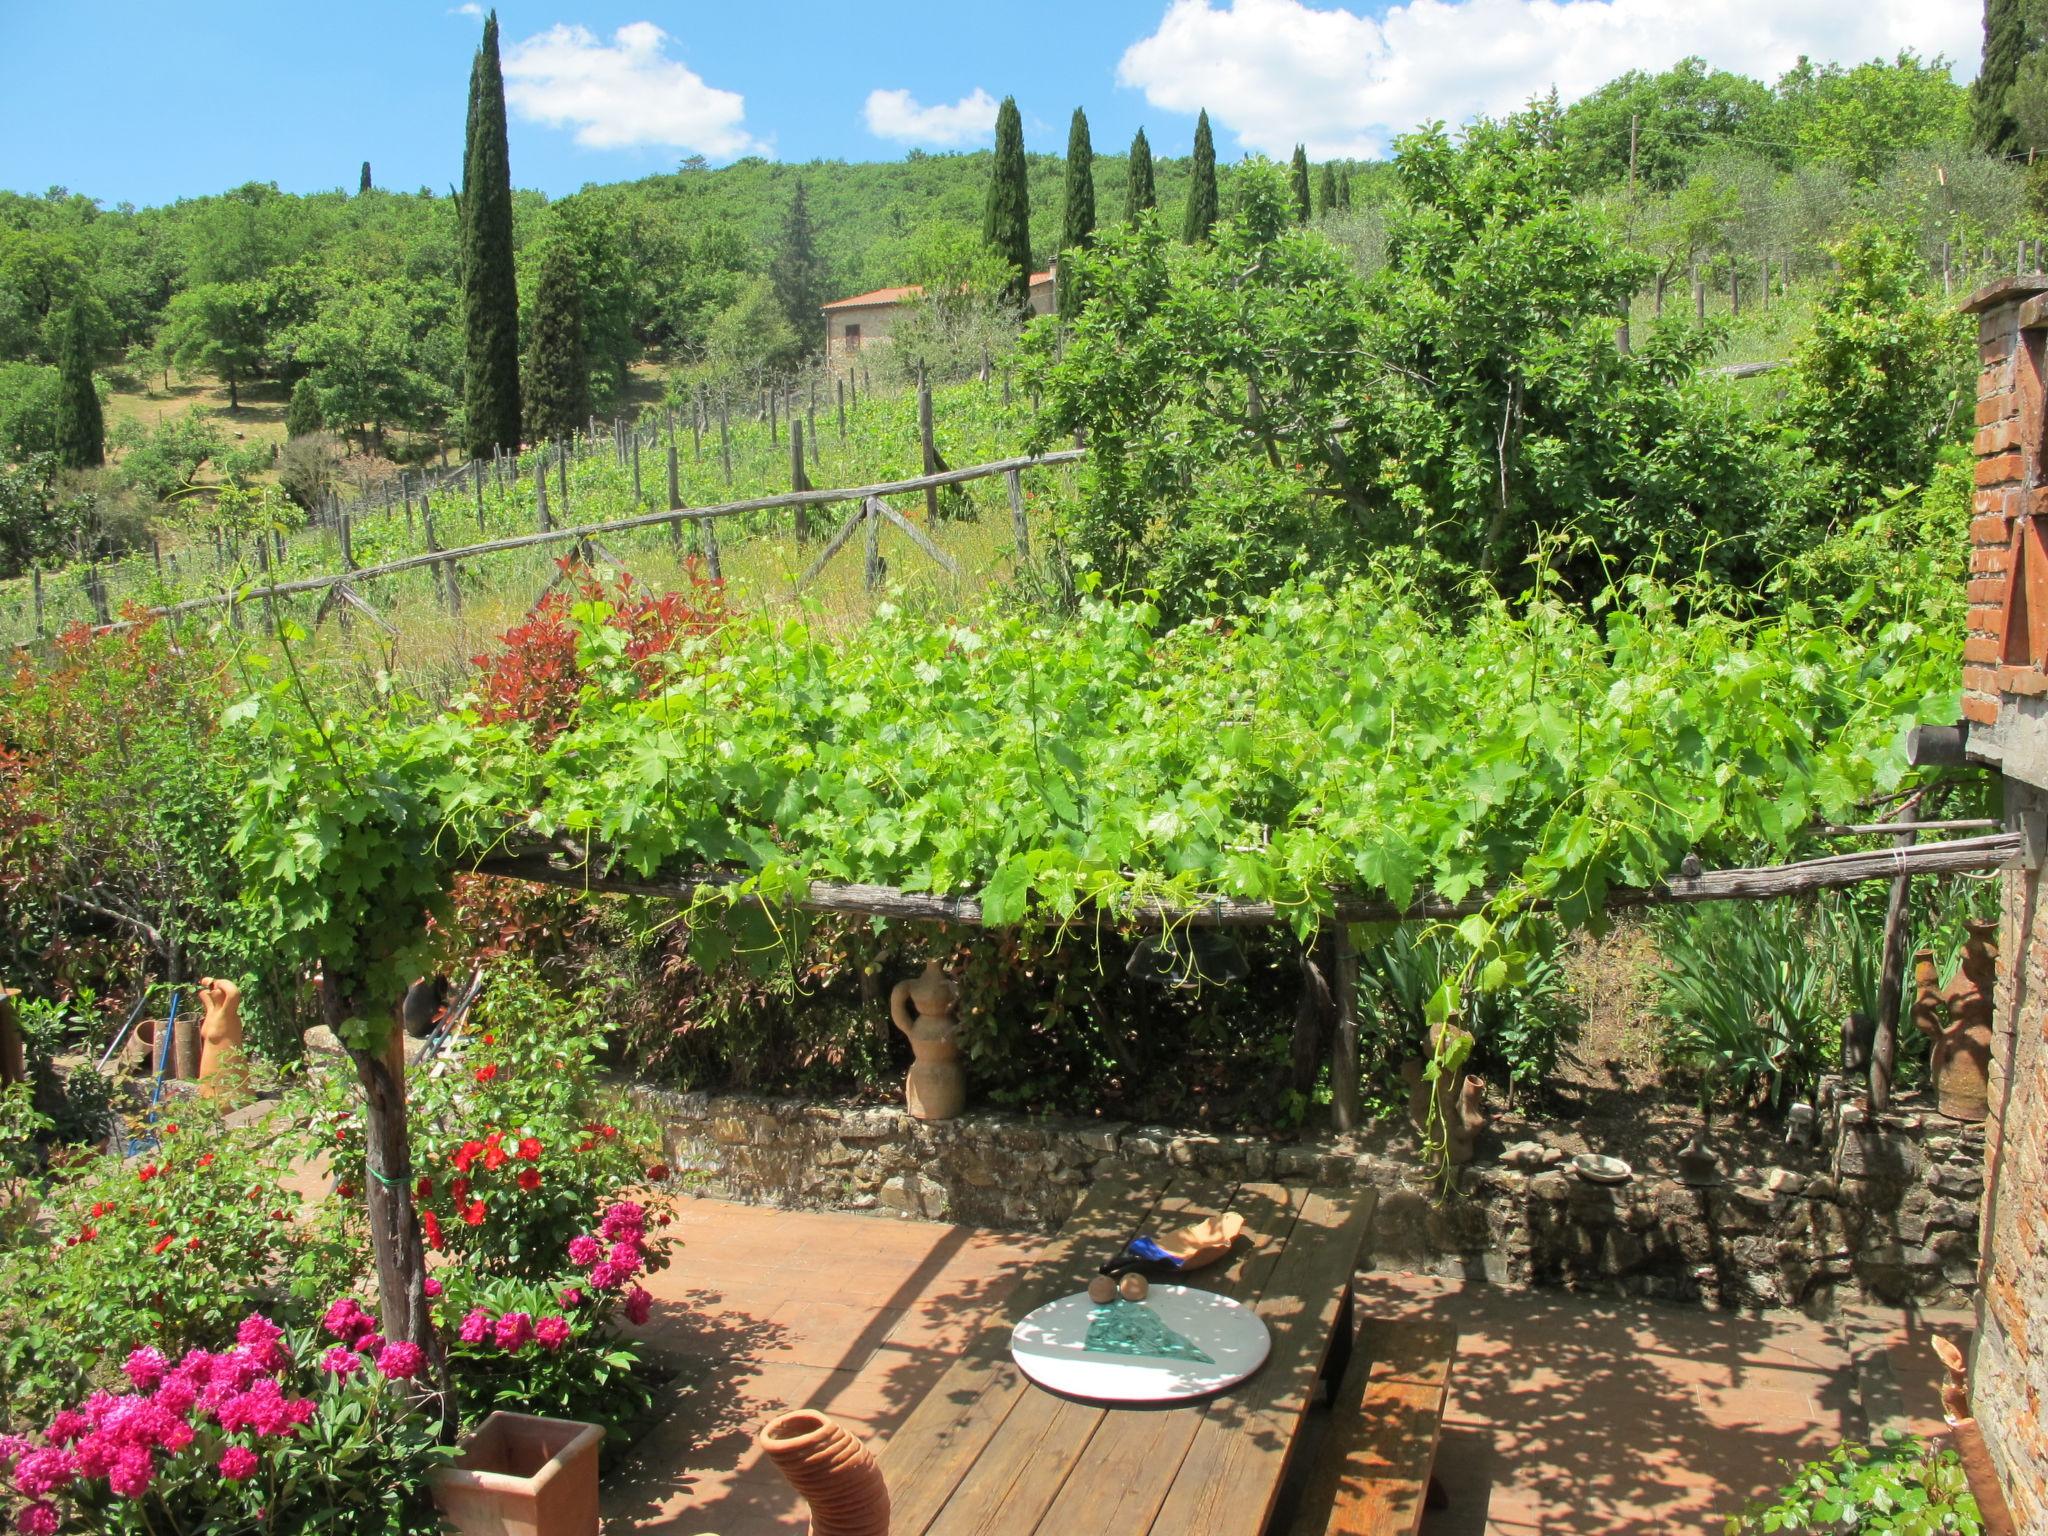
1296,1316 -> 1458,1536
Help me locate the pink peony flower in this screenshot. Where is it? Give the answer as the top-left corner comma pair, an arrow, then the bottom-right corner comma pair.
43,1411 -> 89,1446
534,1316 -> 572,1352
0,1434 -> 28,1469
589,1262 -> 625,1292
151,1377 -> 197,1418
354,1335 -> 387,1358
321,1298 -> 374,1342
375,1342 -> 425,1381
566,1234 -> 600,1268
599,1203 -> 647,1243
624,1287 -> 653,1326
16,1501 -> 59,1536
320,1346 -> 362,1378
123,1349 -> 168,1392
458,1309 -> 492,1345
494,1313 -> 535,1351
11,1448 -> 74,1497
558,1287 -> 584,1308
69,1433 -> 116,1479
218,1444 -> 260,1481
107,1445 -> 155,1499
608,1240 -> 644,1274
424,1278 -> 443,1299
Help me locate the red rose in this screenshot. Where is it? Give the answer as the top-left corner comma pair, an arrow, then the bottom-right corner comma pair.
452,1141 -> 483,1174
451,1177 -> 471,1204
482,1033 -> 496,1045
483,1144 -> 508,1172
463,1200 -> 487,1227
137,1164 -> 158,1182
423,1211 -> 443,1250
186,1237 -> 200,1250
646,1164 -> 668,1181
517,1167 -> 541,1193
152,1235 -> 174,1254
474,1065 -> 499,1084
517,1137 -> 542,1162
198,1153 -> 215,1167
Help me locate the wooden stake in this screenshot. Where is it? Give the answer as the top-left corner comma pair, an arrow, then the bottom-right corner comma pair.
1871,806 -> 1919,1112
864,498 -> 883,591
666,443 -> 682,555
918,376 -> 939,523
31,568 -> 42,637
1330,923 -> 1360,1132
719,399 -> 733,485
1007,467 -> 1030,562
536,454 -> 551,532
791,419 -> 811,541
631,431 -> 643,504
837,377 -> 846,441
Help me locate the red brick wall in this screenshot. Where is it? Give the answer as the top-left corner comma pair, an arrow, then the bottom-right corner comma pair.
1961,275 -> 2048,1536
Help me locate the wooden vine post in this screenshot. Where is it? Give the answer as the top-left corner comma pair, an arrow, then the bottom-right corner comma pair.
1871,802 -> 1921,1111
918,374 -> 941,522
1330,924 -> 1361,1132
790,419 -> 812,541
666,443 -> 683,555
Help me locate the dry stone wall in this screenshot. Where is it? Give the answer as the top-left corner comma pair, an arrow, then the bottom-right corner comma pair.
637,1081 -> 1982,1313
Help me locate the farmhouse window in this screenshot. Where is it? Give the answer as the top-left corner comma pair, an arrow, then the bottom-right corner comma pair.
843,324 -> 861,351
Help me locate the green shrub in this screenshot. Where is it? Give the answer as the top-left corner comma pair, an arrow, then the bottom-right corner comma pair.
1725,1432 -> 1982,1533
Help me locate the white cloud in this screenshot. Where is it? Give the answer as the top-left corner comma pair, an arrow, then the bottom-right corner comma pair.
863,87 -> 1001,146
449,3 -> 483,17
502,22 -> 761,157
1117,0 -> 1980,159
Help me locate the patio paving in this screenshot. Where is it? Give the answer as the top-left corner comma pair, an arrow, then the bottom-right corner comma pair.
602,1195 -> 1967,1535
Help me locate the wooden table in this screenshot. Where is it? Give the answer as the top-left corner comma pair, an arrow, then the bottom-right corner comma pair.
881,1172 -> 1377,1536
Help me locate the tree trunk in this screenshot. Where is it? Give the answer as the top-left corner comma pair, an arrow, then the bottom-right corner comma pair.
325,980 -> 451,1434
228,371 -> 240,412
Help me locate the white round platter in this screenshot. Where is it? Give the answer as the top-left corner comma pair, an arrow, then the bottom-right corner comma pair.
1009,1283 -> 1272,1404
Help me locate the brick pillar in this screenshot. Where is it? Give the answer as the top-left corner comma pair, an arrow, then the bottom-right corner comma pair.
1959,275 -> 2048,1535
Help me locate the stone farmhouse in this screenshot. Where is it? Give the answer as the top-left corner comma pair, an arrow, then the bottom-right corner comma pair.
821,270 -> 1056,371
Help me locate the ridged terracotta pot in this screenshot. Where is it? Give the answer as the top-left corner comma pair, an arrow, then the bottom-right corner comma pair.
757,1410 -> 889,1536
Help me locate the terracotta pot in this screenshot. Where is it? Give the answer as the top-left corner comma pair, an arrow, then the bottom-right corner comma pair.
889,960 -> 964,1121
758,1410 -> 889,1536
1914,920 -> 1996,1123
429,1411 -> 604,1536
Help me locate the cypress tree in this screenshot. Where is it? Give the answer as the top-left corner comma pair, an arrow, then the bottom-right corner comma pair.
1317,162 -> 1338,217
54,301 -> 102,470
359,161 -> 373,195
461,11 -> 521,456
1337,168 -> 1352,210
1289,146 -> 1312,223
522,239 -> 590,445
286,377 -> 324,438
1058,108 -> 1096,321
771,177 -> 827,354
1183,110 -> 1218,244
1127,128 -> 1157,223
1977,0 -> 2028,153
983,96 -> 1033,312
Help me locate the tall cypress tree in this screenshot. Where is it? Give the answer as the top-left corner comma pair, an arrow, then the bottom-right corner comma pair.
770,178 -> 827,354
1183,110 -> 1219,244
1977,0 -> 2028,152
1058,108 -> 1096,321
286,377 -> 324,438
54,301 -> 102,470
461,11 -> 521,456
522,239 -> 589,445
359,161 -> 373,195
1289,146 -> 1312,223
1317,162 -> 1338,217
1127,128 -> 1157,223
1337,168 -> 1352,211
983,96 -> 1033,312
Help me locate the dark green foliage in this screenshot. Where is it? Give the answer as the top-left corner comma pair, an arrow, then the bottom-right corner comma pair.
1059,108 -> 1096,320
460,11 -> 521,455
358,161 -> 372,195
1183,110 -> 1218,243
285,376 -> 323,438
1978,0 -> 2028,152
1727,1433 -> 1983,1535
1785,225 -> 1972,512
1127,128 -> 1156,223
53,300 -> 101,469
982,96 -> 1033,311
522,239 -> 590,444
1317,163 -> 1338,216
769,177 -> 826,354
1337,168 -> 1352,209
1289,146 -> 1312,222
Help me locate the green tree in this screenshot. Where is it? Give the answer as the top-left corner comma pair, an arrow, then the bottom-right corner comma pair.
288,278 -> 454,451
1184,110 -> 1219,243
460,10 -> 521,455
0,362 -> 61,460
1338,169 -> 1352,210
1765,54 -> 1971,182
1556,59 -> 1771,190
1978,0 -> 2029,152
1127,128 -> 1157,223
769,177 -> 827,355
522,239 -> 590,444
704,275 -> 799,384
285,376 -> 324,438
1289,146 -> 1312,222
983,96 -> 1033,312
1059,108 -> 1097,320
1317,162 -> 1338,216
159,282 -> 266,410
359,161 -> 373,196
53,300 -> 102,469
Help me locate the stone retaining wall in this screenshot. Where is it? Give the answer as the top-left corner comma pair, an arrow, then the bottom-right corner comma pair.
637,1080 -> 1983,1312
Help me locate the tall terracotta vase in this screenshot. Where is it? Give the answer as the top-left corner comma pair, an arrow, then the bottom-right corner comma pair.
1913,920 -> 1996,1123
889,959 -> 964,1121
196,977 -> 249,1101
758,1410 -> 890,1536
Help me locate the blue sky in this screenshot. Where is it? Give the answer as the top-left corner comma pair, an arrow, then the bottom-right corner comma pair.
0,0 -> 1982,207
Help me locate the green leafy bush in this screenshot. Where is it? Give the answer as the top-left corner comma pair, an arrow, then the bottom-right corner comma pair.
1725,1432 -> 1981,1534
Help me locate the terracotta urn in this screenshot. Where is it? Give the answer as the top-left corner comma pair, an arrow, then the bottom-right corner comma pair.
196,976 -> 248,1100
1913,920 -> 1996,1123
758,1410 -> 889,1536
890,959 -> 964,1121
1399,1023 -> 1487,1164
429,1411 -> 603,1536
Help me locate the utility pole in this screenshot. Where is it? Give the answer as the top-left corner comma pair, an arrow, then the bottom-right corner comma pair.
1627,113 -> 1638,201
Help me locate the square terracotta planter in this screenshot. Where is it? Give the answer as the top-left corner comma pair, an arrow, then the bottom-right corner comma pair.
429,1412 -> 604,1536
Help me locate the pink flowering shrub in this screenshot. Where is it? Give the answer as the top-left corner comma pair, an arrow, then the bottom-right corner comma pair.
434,1200 -> 676,1431
0,1310 -> 451,1535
